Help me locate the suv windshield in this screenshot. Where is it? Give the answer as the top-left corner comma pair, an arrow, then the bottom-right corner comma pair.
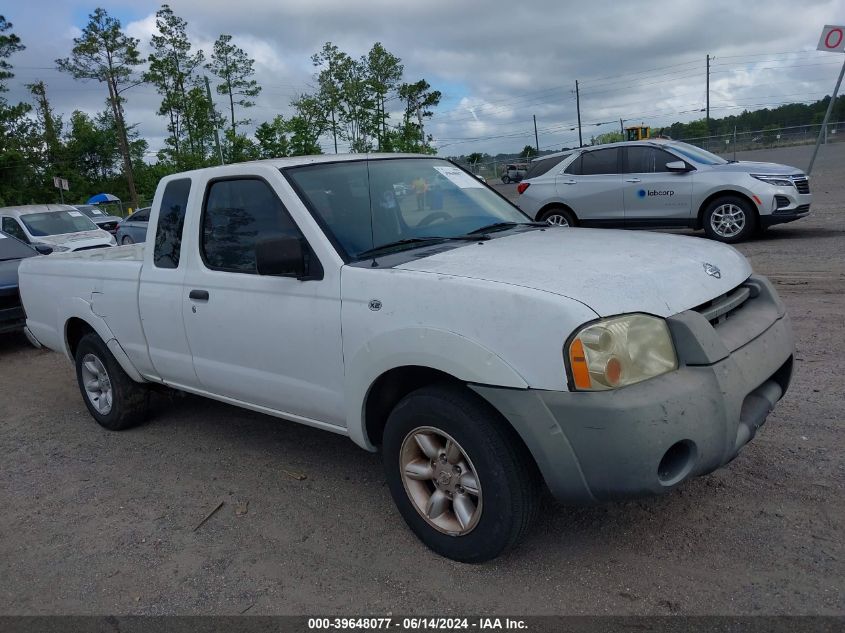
285,158 -> 530,259
666,142 -> 728,166
0,231 -> 36,260
74,205 -> 106,218
20,211 -> 98,236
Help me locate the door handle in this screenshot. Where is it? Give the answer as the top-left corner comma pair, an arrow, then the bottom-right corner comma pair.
189,289 -> 209,301
562,179 -> 577,185
625,178 -> 642,183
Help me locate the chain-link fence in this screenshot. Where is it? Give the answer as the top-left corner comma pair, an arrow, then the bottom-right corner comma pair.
678,121 -> 845,155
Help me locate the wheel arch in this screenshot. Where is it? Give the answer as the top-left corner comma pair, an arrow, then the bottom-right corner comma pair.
696,190 -> 759,230
345,328 -> 529,451
537,202 -> 577,223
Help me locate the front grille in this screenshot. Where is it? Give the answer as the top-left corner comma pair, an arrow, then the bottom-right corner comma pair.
72,245 -> 110,252
0,290 -> 21,311
792,176 -> 810,194
693,282 -> 756,327
100,222 -> 117,231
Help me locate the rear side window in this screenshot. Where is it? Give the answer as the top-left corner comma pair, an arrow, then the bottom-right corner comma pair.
154,179 -> 191,269
525,155 -> 568,179
579,148 -> 620,175
2,217 -> 27,242
132,208 -> 150,222
201,178 -> 304,274
564,155 -> 582,175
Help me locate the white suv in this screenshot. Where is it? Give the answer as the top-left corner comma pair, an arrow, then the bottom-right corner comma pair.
516,140 -> 812,243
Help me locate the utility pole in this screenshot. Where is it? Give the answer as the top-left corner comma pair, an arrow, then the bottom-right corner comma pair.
706,54 -> 711,136
533,114 -> 539,153
620,118 -> 624,136
204,75 -> 225,166
575,80 -> 583,147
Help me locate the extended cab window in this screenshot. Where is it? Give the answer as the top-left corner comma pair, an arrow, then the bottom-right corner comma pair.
154,179 -> 191,269
2,217 -> 27,242
579,148 -> 620,175
201,178 -> 304,274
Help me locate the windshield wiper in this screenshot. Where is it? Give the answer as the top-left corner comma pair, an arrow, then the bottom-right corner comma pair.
466,221 -> 545,235
357,235 -> 489,258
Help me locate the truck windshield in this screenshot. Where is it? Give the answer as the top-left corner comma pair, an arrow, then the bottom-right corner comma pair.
20,211 -> 98,236
285,158 -> 530,259
667,142 -> 728,166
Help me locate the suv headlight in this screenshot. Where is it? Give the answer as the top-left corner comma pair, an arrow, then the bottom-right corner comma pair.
566,314 -> 677,391
751,174 -> 794,187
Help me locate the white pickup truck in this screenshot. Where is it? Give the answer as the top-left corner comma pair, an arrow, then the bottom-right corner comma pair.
19,154 -> 794,562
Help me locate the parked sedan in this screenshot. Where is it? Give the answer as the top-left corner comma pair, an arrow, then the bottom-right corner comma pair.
115,207 -> 150,245
0,205 -> 116,252
0,230 -> 45,334
517,140 -> 811,243
72,204 -> 122,234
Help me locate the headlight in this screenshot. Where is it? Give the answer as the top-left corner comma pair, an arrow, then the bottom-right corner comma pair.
566,314 -> 677,391
751,174 -> 794,187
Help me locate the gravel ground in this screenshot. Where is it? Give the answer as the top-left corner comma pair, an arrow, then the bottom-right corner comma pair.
0,145 -> 843,616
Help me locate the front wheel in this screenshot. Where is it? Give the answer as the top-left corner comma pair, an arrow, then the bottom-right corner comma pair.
501,175 -> 511,184
75,332 -> 149,430
702,196 -> 757,243
383,384 -> 541,563
540,207 -> 577,227
121,235 -> 134,245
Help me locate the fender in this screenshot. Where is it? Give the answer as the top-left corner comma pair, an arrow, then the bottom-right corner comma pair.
344,327 -> 528,450
59,296 -> 146,383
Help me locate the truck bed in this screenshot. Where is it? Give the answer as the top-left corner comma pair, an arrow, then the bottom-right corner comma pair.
18,245 -> 147,364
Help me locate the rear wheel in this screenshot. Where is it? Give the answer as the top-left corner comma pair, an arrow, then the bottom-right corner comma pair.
501,175 -> 511,184
75,333 -> 149,431
703,196 -> 757,243
540,207 -> 577,227
383,383 -> 541,563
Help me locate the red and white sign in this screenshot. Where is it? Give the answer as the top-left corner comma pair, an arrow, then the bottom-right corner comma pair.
818,25 -> 845,52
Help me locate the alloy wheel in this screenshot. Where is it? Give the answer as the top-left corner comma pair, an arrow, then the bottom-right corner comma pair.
710,203 -> 746,238
80,353 -> 113,415
399,427 -> 482,535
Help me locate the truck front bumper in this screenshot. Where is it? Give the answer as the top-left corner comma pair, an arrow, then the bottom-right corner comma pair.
472,275 -> 794,503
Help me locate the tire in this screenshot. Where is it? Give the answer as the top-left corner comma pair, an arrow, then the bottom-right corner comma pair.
501,175 -> 510,184
382,383 -> 541,563
75,332 -> 149,431
540,207 -> 577,227
121,235 -> 134,245
702,196 -> 757,243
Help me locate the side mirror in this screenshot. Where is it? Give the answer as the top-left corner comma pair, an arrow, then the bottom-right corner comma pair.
34,243 -> 54,255
255,235 -> 322,280
666,160 -> 691,172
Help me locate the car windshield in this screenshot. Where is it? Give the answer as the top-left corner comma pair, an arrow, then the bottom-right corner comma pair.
666,142 -> 728,165
19,210 -> 98,236
285,158 -> 530,259
0,231 -> 36,260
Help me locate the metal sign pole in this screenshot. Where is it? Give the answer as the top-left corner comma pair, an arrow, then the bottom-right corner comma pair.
808,57 -> 845,175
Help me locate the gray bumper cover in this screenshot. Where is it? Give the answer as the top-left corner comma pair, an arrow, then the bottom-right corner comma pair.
472,275 -> 794,503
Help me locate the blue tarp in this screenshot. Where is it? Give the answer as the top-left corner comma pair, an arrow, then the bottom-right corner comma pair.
86,193 -> 121,204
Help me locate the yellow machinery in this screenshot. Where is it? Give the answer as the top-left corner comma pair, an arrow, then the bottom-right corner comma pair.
625,125 -> 651,141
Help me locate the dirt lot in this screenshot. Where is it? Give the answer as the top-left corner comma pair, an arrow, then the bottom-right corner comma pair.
0,144 -> 843,616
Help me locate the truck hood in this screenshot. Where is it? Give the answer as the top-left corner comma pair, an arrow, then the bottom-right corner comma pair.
396,228 -> 751,318
709,161 -> 803,175
32,230 -> 113,250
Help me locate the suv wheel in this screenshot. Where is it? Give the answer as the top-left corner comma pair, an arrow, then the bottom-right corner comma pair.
540,207 -> 576,227
75,332 -> 150,430
501,175 -> 511,184
121,235 -> 134,245
383,383 -> 541,563
703,196 -> 756,243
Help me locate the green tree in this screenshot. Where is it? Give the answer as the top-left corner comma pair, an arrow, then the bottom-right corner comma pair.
287,94 -> 325,156
519,145 -> 538,158
311,42 -> 348,153
466,152 -> 483,170
56,8 -> 145,208
145,4 -> 205,166
397,79 -> 441,153
365,42 -> 403,151
0,14 -> 24,91
591,131 -> 623,145
255,115 -> 290,158
339,56 -> 374,152
207,34 -> 261,145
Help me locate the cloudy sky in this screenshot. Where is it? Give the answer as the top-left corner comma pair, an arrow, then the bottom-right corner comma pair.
4,0 -> 845,159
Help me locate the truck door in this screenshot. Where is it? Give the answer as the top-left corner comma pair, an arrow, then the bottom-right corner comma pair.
555,147 -> 624,226
181,173 -> 346,427
138,177 -> 198,387
622,146 -> 693,226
